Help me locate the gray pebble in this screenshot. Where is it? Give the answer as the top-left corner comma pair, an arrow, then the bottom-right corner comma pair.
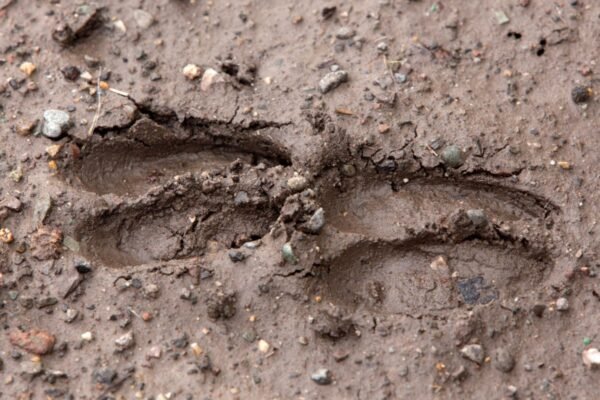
494,347 -> 515,372
311,368 -> 332,385
287,176 -> 308,192
336,26 -> 356,39
303,208 -> 326,234
93,367 -> 117,384
42,110 -> 71,139
64,308 -> 78,323
460,344 -> 485,364
556,297 -> 569,311
114,331 -> 135,352
441,145 -> 463,168
466,209 -> 488,227
133,9 -> 154,30
228,249 -> 247,263
234,191 -> 250,206
319,70 -> 348,93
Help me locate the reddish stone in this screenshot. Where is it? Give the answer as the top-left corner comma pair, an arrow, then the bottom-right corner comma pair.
9,329 -> 56,355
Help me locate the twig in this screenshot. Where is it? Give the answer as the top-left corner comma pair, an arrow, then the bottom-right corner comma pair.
88,67 -> 103,137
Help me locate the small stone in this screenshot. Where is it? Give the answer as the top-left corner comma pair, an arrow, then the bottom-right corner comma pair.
64,309 -> 78,323
460,344 -> 485,364
19,62 -> 36,76
557,161 -> 571,170
494,348 -> 515,373
282,242 -> 298,264
143,283 -> 160,299
42,110 -> 71,139
0,228 -> 14,243
93,368 -> 117,385
583,348 -> 600,369
340,164 -> 356,177
495,10 -> 510,25
376,42 -> 388,53
556,297 -> 569,311
234,191 -> 250,206
311,368 -> 333,385
133,9 -> 154,29
572,86 -> 592,104
441,145 -> 463,168
451,365 -> 468,381
506,385 -> 518,398
81,331 -> 94,341
9,329 -> 56,355
430,255 -> 449,273
45,144 -> 62,158
395,73 -> 407,83
183,64 -> 202,80
378,123 -> 390,134
15,120 -> 38,136
258,339 -> 270,353
319,70 -> 348,93
190,342 -> 203,357
21,359 -> 43,379
287,176 -> 308,192
115,331 -> 135,352
200,68 -> 224,91
147,346 -> 162,359
303,208 -> 326,234
298,336 -> 309,345
228,249 -> 247,263
180,288 -> 192,300
466,209 -> 488,227
336,26 -> 356,39
61,66 -> 80,81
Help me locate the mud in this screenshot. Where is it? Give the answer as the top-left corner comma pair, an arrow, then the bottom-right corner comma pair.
1,1 -> 600,399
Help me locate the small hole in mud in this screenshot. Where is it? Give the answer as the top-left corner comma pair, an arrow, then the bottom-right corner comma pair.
539,38 -> 547,46
507,31 -> 522,39
536,48 -> 545,56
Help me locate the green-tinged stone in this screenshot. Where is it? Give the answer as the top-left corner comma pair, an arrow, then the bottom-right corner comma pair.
63,235 -> 80,252
282,242 -> 298,264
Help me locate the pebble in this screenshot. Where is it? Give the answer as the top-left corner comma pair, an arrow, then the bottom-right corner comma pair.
311,368 -> 333,385
190,342 -> 203,356
133,9 -> 154,29
282,242 -> 298,264
571,86 -> 592,104
143,283 -> 160,299
441,145 -> 463,168
429,255 -> 449,273
9,329 -> 56,355
147,346 -> 162,359
287,176 -> 308,192
582,348 -> 600,369
183,64 -> 202,80
64,308 -> 78,323
319,70 -> 348,93
228,249 -> 247,263
494,347 -> 515,372
42,110 -> 71,139
556,297 -> 569,311
341,164 -> 356,177
336,26 -> 356,39
200,68 -> 224,91
81,331 -> 94,341
303,208 -> 326,234
19,61 -> 36,76
466,209 -> 488,227
234,191 -> 250,206
258,339 -> 270,353
460,344 -> 485,364
93,367 -> 117,385
0,228 -> 14,243
115,331 -> 135,352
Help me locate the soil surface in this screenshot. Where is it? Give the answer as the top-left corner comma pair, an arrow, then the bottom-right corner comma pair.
1,0 -> 599,399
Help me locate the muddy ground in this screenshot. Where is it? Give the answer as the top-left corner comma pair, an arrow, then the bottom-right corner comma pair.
1,0 -> 600,399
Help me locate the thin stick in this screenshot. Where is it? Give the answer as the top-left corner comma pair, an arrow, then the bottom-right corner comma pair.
88,67 -> 103,137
